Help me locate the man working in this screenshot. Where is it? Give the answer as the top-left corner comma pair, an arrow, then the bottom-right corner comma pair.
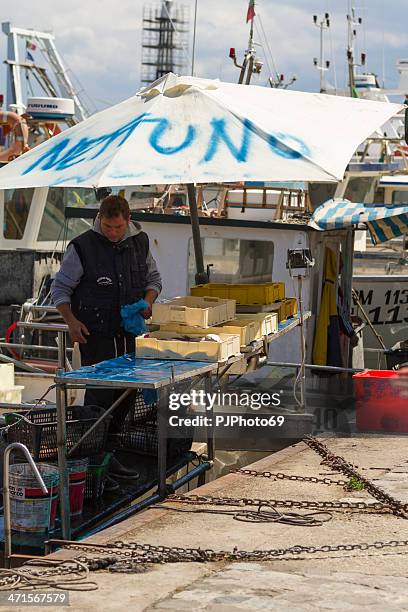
51,194 -> 162,485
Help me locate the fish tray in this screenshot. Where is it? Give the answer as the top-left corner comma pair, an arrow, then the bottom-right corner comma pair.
135,331 -> 241,362
159,319 -> 257,347
235,313 -> 278,337
152,296 -> 236,327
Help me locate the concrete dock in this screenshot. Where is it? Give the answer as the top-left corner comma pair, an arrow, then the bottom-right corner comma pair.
12,436 -> 408,610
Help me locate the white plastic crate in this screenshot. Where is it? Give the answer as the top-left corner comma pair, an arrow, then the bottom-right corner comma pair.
152,296 -> 236,328
135,331 -> 241,362
160,319 -> 256,346
235,313 -> 278,337
0,364 -> 15,390
0,386 -> 24,404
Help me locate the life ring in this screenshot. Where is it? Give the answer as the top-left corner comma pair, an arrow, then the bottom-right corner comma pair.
5,322 -> 20,360
394,144 -> 408,157
0,111 -> 30,162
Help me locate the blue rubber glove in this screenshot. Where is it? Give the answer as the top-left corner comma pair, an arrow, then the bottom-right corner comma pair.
120,299 -> 149,335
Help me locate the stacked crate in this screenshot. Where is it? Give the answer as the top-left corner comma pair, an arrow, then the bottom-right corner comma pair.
191,282 -> 298,324
135,296 -> 241,362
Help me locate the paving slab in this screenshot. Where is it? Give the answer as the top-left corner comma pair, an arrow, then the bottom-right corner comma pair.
12,436 -> 408,611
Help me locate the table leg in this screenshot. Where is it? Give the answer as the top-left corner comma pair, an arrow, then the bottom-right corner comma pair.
205,373 -> 215,462
157,387 -> 169,497
56,380 -> 71,540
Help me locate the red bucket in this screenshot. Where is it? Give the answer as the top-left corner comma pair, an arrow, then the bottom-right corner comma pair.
353,370 -> 408,432
67,458 -> 89,517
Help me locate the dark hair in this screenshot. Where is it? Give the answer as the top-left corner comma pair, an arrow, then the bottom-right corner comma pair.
99,195 -> 130,219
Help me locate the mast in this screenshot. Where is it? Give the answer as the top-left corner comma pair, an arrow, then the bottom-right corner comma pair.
230,2 -> 295,88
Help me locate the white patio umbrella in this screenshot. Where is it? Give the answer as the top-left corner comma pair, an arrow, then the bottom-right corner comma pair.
0,72 -> 402,188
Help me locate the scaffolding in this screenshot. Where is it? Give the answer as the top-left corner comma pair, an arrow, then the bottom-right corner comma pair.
141,0 -> 190,86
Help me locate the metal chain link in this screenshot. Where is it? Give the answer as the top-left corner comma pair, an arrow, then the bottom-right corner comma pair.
52,538 -> 408,569
232,468 -> 349,487
167,492 -> 391,513
303,436 -> 408,518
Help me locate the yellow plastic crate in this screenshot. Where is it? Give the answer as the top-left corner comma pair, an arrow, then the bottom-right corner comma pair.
191,282 -> 285,305
269,298 -> 298,322
160,319 -> 257,347
284,298 -> 298,320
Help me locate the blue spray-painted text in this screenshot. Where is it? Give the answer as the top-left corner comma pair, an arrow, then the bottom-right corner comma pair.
22,113 -> 310,175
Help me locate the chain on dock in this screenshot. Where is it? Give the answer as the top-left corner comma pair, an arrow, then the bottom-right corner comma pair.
303,435 -> 408,518
2,435 -> 407,585
42,538 -> 408,573
231,468 -> 349,487
166,492 -> 392,513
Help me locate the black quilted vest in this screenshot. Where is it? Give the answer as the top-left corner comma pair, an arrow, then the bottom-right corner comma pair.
69,228 -> 149,336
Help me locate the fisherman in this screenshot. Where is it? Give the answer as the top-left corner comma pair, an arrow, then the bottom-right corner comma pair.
51,194 -> 162,487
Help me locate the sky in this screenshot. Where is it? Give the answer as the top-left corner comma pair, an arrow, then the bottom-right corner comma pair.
0,0 -> 407,114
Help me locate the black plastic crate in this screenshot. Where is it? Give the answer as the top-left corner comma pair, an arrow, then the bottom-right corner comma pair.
5,405 -> 111,462
109,390 -> 157,432
113,424 -> 193,458
114,425 -> 159,456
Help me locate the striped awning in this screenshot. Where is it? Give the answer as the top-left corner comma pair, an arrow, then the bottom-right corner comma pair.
309,198 -> 408,244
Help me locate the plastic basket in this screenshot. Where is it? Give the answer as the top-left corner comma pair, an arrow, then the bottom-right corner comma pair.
84,452 -> 112,502
5,405 -> 111,461
113,424 -> 193,458
127,391 -> 157,426
114,426 -> 159,456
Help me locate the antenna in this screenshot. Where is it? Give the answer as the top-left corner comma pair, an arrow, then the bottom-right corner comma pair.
346,3 -> 366,97
312,12 -> 331,93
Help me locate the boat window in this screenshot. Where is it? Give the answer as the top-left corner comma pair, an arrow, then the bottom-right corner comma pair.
188,238 -> 274,287
3,188 -> 34,239
343,177 -> 376,203
391,190 -> 408,205
37,188 -> 95,242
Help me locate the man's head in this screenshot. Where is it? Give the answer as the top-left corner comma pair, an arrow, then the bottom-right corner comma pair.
98,195 -> 130,242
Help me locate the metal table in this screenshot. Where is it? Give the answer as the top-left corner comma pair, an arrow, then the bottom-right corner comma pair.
54,355 -> 217,539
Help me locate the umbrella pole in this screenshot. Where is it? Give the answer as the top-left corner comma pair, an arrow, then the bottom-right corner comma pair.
187,183 -> 209,285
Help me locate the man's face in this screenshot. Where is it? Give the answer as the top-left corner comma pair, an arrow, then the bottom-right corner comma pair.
99,214 -> 129,242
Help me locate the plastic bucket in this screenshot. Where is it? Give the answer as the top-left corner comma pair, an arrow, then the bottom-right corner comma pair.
9,463 -> 59,532
67,458 -> 88,517
84,453 -> 112,502
353,369 -> 408,432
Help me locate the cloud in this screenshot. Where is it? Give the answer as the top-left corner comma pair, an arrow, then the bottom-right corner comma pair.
0,0 -> 406,113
